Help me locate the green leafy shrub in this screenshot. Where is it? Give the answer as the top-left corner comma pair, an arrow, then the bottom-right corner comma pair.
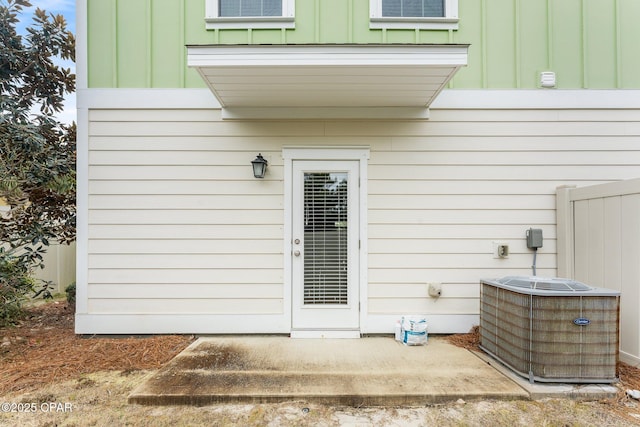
0,250 -> 53,327
65,282 -> 76,309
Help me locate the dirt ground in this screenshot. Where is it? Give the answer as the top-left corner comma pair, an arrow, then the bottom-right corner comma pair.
2,302 -> 640,426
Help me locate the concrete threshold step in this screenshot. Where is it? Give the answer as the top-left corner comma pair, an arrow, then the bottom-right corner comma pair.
129,370 -> 528,406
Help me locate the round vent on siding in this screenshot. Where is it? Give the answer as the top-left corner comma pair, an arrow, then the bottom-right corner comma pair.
496,276 -> 593,292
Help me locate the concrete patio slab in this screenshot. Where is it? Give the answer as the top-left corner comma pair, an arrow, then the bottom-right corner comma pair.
128,336 -> 529,406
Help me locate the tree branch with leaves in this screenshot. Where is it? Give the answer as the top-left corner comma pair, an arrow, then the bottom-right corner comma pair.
0,0 -> 76,324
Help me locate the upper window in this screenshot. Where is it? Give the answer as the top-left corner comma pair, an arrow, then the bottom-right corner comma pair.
370,0 -> 458,30
206,0 -> 295,29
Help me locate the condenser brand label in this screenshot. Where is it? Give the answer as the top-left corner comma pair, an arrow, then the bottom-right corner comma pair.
573,317 -> 591,326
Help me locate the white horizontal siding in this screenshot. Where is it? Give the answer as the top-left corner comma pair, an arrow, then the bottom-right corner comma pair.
89,180 -> 283,195
368,239 -> 557,254
369,194 -> 555,210
324,120 -> 640,136
87,109 -> 287,317
88,239 -> 282,254
370,165 -> 638,181
89,165 -> 284,180
368,297 -> 478,314
369,180 -> 611,195
369,150 -> 640,165
362,107 -> 640,325
88,254 -> 282,269
82,104 -> 640,333
369,210 -> 557,224
89,210 -> 283,225
368,253 -> 555,269
89,224 -> 283,239
386,135 -> 640,151
88,298 -> 282,314
369,283 -> 478,298
88,135 -> 389,151
368,224 -> 556,239
88,269 -> 282,284
88,283 -> 282,299
368,268 -> 556,284
88,195 -> 283,210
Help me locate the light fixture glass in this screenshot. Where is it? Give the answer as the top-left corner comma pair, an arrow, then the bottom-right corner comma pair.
251,153 -> 268,178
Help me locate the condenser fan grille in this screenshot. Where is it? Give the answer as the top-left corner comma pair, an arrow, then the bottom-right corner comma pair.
496,276 -> 592,292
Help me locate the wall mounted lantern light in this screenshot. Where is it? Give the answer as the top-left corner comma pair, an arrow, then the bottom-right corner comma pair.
251,153 -> 268,178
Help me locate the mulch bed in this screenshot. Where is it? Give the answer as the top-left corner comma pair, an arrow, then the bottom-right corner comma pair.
0,301 -> 194,395
446,325 -> 480,352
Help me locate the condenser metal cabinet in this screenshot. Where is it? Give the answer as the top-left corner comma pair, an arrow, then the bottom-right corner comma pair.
480,276 -> 620,384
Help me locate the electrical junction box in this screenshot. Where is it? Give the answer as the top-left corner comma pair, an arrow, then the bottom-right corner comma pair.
526,228 -> 543,249
493,242 -> 509,259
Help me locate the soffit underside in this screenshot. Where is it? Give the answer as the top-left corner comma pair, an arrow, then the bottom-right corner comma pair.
187,44 -> 469,117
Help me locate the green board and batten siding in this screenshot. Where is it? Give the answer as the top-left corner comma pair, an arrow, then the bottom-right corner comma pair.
87,0 -> 640,90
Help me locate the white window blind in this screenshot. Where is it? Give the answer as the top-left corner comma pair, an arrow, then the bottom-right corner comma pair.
219,0 -> 282,17
303,172 -> 349,305
382,0 -> 444,17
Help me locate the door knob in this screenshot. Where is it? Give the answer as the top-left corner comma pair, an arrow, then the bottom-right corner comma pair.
293,250 -> 300,257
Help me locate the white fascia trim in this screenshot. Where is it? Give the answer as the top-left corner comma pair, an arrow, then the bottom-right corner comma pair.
433,89 -> 640,109
363,314 -> 478,335
77,88 -> 222,109
75,0 -> 89,315
77,88 -> 640,111
222,106 -> 430,120
75,107 -> 89,314
187,44 -> 469,68
75,313 -> 289,334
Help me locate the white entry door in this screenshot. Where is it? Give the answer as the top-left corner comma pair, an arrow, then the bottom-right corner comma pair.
291,160 -> 360,333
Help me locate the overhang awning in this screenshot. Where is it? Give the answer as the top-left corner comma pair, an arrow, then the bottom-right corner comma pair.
187,44 -> 469,119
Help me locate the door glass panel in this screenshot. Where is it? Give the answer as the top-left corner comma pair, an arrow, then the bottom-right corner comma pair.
303,172 -> 348,305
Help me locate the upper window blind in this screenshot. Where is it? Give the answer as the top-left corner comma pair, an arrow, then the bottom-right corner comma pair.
382,0 -> 444,17
219,0 -> 282,17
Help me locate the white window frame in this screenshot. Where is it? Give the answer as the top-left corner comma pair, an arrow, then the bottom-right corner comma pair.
205,0 -> 295,29
369,0 -> 458,30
